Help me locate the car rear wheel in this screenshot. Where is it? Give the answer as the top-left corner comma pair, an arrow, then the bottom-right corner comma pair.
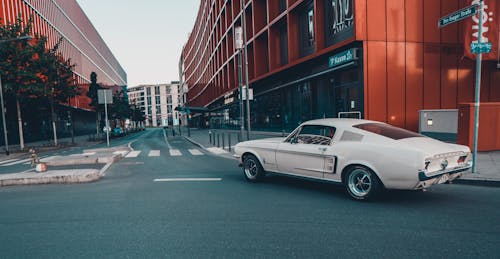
243,154 -> 264,182
345,166 -> 382,201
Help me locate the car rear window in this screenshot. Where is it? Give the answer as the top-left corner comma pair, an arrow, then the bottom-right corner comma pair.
353,123 -> 423,140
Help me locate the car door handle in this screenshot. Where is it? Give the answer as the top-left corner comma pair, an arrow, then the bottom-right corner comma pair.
318,147 -> 327,152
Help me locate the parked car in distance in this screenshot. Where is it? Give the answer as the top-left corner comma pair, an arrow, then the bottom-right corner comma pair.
234,118 -> 472,201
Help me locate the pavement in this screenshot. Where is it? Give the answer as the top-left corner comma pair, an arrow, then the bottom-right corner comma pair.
183,127 -> 500,187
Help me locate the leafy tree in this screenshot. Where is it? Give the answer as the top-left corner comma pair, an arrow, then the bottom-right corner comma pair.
0,17 -> 44,149
109,88 -> 131,121
131,105 -> 145,128
1,17 -> 81,148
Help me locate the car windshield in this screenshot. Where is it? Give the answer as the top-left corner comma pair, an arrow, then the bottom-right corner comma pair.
353,123 -> 423,140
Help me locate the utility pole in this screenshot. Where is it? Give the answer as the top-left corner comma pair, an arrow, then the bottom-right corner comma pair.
241,0 -> 251,140
0,74 -> 9,155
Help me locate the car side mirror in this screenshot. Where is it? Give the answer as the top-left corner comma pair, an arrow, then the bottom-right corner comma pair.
290,137 -> 298,144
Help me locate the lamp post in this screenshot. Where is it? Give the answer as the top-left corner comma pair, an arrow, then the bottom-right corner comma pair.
0,35 -> 33,155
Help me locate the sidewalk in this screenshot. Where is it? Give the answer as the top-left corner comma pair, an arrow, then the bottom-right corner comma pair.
184,128 -> 500,187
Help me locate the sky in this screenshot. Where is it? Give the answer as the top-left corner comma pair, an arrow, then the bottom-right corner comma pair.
76,0 -> 200,88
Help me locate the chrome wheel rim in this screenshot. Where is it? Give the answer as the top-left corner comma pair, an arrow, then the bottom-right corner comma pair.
244,158 -> 258,178
348,169 -> 372,197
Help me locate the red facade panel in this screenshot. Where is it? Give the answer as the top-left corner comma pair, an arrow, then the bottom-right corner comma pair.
386,0 -> 405,42
423,44 -> 441,109
440,0 -> 459,44
366,41 -> 387,122
405,42 -> 424,132
440,47 -> 458,109
387,42 -> 406,128
423,0 -> 441,43
405,0 -> 423,42
366,0 -> 386,41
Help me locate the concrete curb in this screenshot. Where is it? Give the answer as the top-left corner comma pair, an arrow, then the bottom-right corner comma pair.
0,169 -> 101,187
0,147 -> 129,187
183,136 -> 235,160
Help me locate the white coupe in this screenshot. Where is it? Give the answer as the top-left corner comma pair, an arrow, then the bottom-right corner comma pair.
234,119 -> 472,200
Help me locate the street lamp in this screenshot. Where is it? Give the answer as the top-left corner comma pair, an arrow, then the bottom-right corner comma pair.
0,35 -> 32,155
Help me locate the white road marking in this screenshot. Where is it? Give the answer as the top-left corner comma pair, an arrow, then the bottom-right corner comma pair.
113,150 -> 129,156
2,158 -> 32,166
188,149 -> 203,156
148,150 -> 160,157
0,159 -> 20,165
69,152 -> 96,157
206,147 -> 229,154
154,178 -> 222,182
169,149 -> 182,156
125,151 -> 141,158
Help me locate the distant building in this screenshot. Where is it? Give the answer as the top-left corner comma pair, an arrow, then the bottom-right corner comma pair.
128,83 -> 180,127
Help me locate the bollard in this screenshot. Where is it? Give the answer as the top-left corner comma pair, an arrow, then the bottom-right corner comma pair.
222,132 -> 225,149
228,133 -> 232,151
209,131 -> 212,144
217,133 -> 220,147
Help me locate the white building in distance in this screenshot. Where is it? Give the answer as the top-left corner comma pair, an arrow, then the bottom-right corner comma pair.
128,82 -> 181,127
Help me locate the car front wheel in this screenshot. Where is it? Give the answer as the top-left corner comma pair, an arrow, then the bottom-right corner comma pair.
243,154 -> 264,182
345,166 -> 382,201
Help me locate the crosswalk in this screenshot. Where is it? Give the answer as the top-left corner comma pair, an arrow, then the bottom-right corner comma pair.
0,148 -> 212,167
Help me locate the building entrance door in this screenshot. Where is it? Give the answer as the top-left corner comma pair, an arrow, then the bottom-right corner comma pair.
334,84 -> 361,118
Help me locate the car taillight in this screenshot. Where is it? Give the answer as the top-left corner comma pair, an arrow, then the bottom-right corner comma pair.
457,156 -> 467,164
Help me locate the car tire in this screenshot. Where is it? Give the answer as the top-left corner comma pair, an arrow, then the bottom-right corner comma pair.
243,154 -> 265,182
344,165 -> 382,201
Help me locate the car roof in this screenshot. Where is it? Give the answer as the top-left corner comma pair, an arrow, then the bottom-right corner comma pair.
301,118 -> 384,128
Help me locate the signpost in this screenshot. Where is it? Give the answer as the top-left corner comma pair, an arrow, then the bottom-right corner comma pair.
438,4 -> 478,28
98,89 -> 113,147
438,1 -> 484,173
328,48 -> 357,68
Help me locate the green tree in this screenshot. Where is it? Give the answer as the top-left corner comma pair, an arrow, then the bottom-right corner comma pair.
0,17 -> 44,149
131,105 -> 145,128
109,89 -> 131,122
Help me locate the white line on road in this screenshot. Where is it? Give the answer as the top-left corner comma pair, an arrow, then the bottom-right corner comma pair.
169,149 -> 182,156
154,178 -> 222,182
113,150 -> 129,156
125,151 -> 141,158
0,159 -> 20,165
206,147 -> 229,154
188,149 -> 204,156
148,150 -> 160,157
2,158 -> 32,166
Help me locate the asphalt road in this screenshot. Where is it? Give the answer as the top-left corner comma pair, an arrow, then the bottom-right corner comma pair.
0,128 -> 499,258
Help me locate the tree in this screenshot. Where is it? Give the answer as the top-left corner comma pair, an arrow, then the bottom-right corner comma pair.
86,72 -> 102,135
1,17 -> 81,148
37,38 -> 80,145
109,88 -> 131,127
130,105 -> 145,128
0,17 -> 44,150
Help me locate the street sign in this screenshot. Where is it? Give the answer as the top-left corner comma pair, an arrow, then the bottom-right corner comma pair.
242,87 -> 253,101
328,48 -> 357,68
235,26 -> 243,49
471,42 -> 492,54
439,4 -> 478,28
97,89 -> 113,104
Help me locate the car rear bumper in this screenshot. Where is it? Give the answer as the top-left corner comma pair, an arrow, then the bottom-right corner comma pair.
415,165 -> 471,189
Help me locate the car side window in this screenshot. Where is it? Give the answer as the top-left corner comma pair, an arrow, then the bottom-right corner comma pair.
295,125 -> 336,145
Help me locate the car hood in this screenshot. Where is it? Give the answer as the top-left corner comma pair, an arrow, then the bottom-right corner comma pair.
397,137 -> 470,156
237,137 -> 285,146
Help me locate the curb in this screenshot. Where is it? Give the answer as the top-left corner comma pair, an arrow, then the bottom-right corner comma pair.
0,169 -> 101,187
183,136 -> 235,160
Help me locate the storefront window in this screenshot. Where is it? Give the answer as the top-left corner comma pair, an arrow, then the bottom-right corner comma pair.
299,1 -> 315,57
325,0 -> 354,46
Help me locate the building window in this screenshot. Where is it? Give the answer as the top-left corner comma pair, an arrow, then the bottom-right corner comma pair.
155,96 -> 161,105
165,86 -> 171,94
279,23 -> 288,65
155,86 -> 160,95
167,96 -> 173,104
156,106 -> 161,114
299,1 -> 315,57
167,105 -> 173,114
325,0 -> 354,46
147,97 -> 152,106
146,87 -> 151,96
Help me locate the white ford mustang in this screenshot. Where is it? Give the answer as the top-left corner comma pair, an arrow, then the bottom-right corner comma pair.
234,119 -> 472,200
